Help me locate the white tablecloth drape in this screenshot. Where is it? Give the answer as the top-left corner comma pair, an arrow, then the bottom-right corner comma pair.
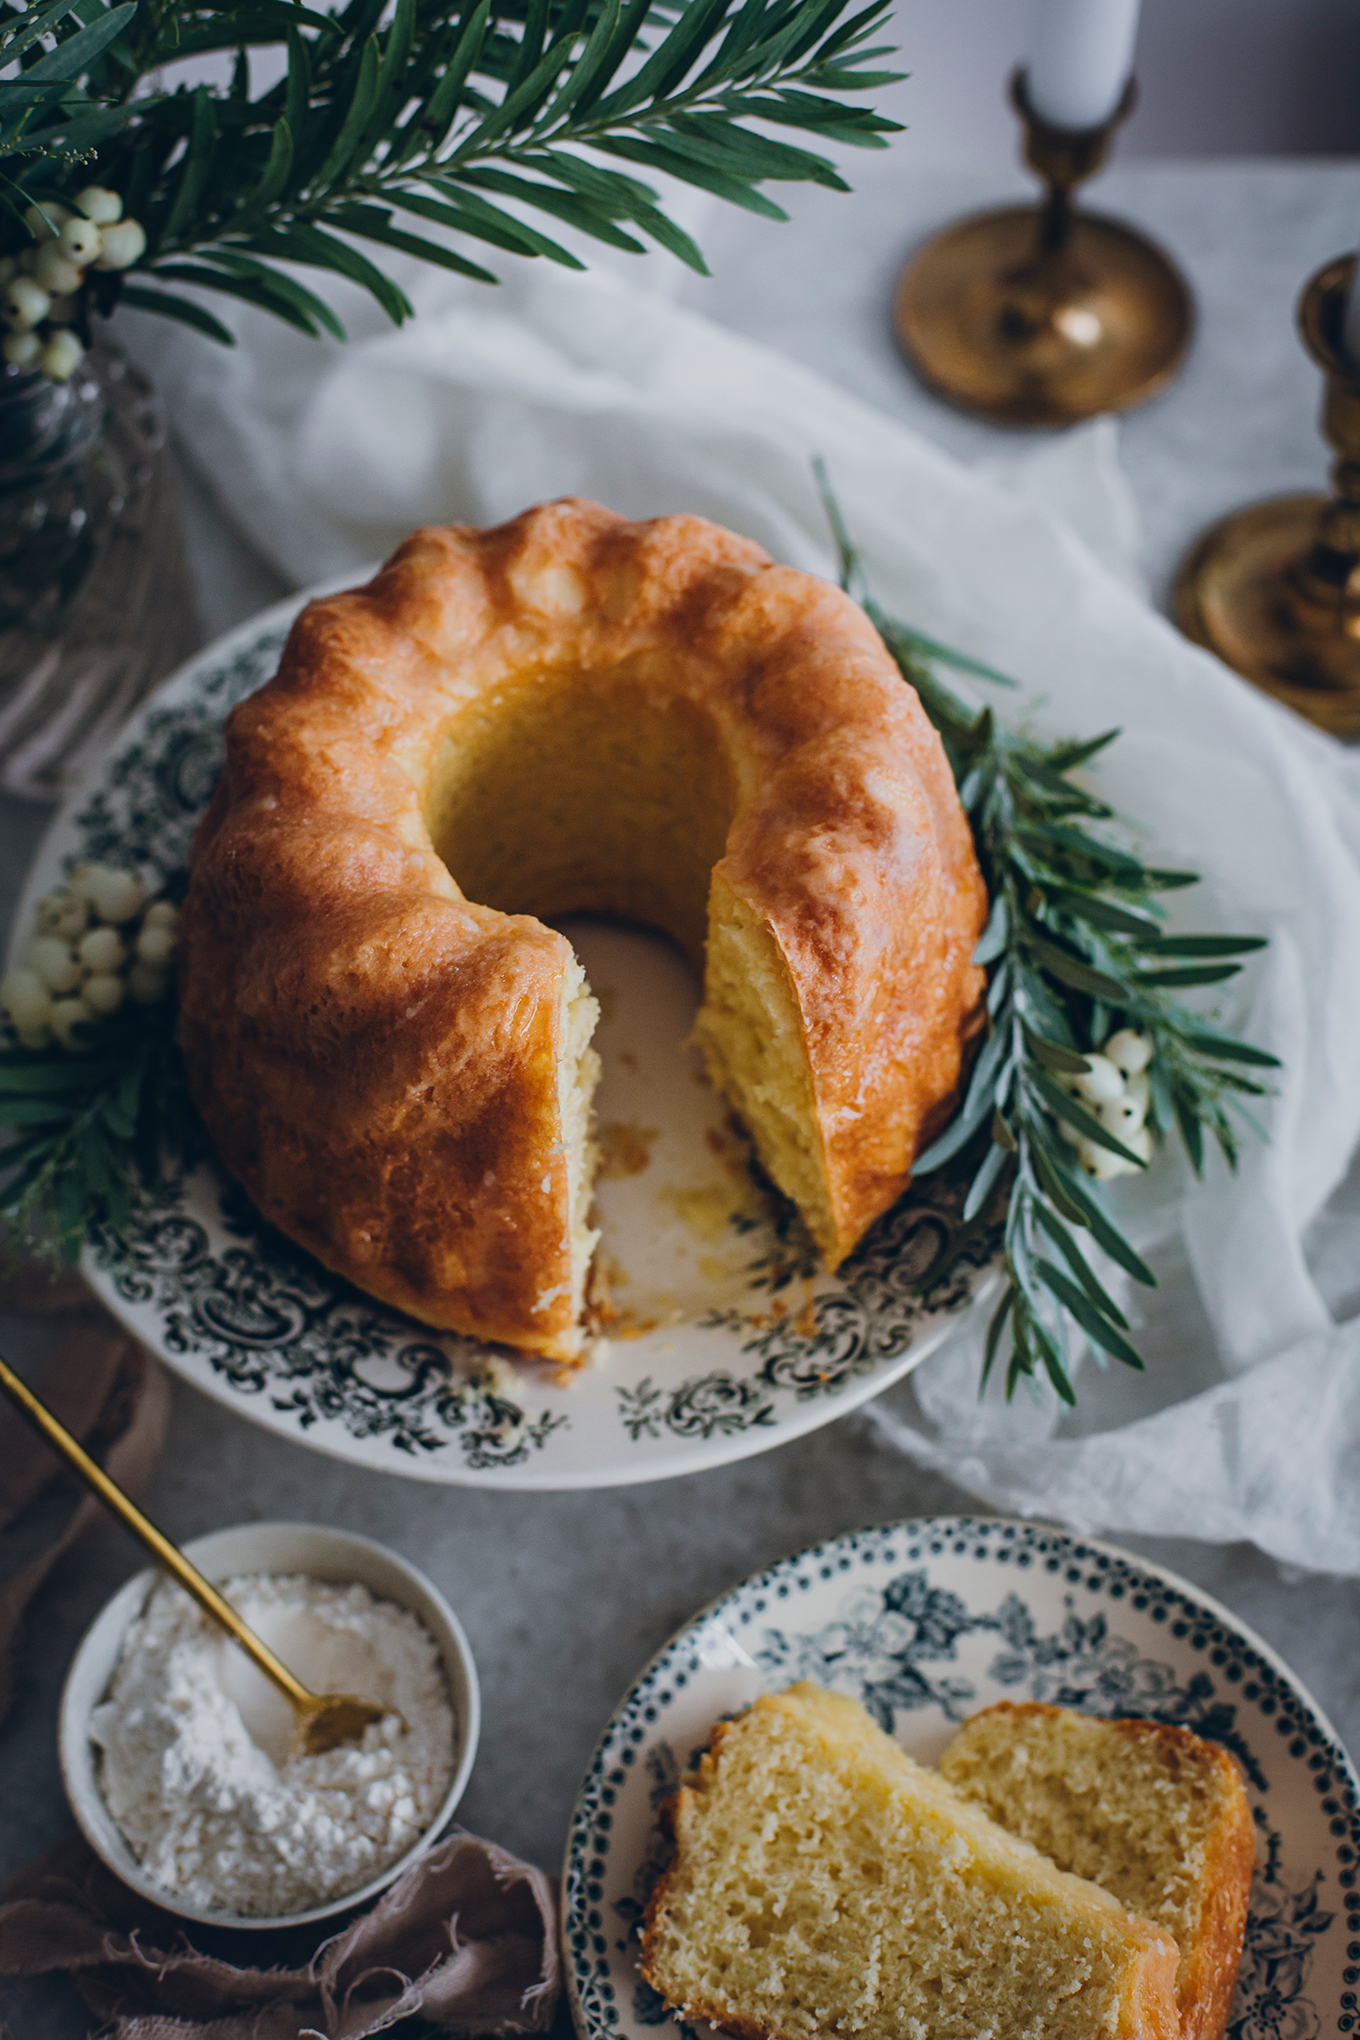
122,251 -> 1360,1573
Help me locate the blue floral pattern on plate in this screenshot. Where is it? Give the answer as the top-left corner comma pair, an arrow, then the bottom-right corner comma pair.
563,1517 -> 1360,2040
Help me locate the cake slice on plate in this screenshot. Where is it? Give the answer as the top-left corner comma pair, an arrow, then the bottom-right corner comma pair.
939,1701 -> 1255,2040
641,1682 -> 1181,2040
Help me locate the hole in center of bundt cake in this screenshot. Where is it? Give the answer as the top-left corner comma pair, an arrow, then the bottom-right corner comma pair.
423,670 -> 737,971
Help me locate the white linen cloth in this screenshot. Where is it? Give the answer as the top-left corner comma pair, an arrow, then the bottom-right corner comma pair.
121,252 -> 1360,1574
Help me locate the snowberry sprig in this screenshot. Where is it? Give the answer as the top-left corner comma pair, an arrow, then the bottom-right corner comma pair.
0,864 -> 176,1051
1,189 -> 145,381
1056,1029 -> 1153,1182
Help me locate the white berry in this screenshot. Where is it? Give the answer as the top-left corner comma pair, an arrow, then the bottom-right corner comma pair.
78,925 -> 125,974
39,331 -> 84,382
1126,1124 -> 1153,1165
34,242 -> 82,296
23,202 -> 70,242
26,936 -> 82,994
1097,1093 -> 1146,1138
58,215 -> 102,266
3,330 -> 41,367
74,186 -> 122,227
142,900 -> 179,931
3,276 -> 51,331
127,961 -> 168,1005
1071,1052 -> 1124,1104
1125,1069 -> 1150,1113
36,889 -> 88,941
15,1022 -> 51,1050
50,996 -> 95,1051
94,219 -> 146,272
81,865 -> 145,924
83,973 -> 125,1016
1077,1138 -> 1138,1182
1,968 -> 54,1031
1105,1028 -> 1152,1076
135,922 -> 175,967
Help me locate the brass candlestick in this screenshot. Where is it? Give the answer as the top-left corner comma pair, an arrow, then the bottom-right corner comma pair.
893,71 -> 1193,427
1173,258 -> 1360,737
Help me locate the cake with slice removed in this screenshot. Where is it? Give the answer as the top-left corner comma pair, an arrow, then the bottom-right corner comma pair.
640,1683 -> 1181,2040
939,1701 -> 1255,2040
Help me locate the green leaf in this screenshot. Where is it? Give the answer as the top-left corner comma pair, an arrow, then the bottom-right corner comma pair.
405,180 -> 585,265
312,32 -> 381,192
1040,886 -> 1162,939
1026,1130 -> 1157,1286
971,891 -> 1008,965
1021,1026 -> 1089,1076
248,115 -> 294,211
238,222 -> 414,323
1022,932 -> 1128,1004
962,1138 -> 1008,1223
1032,1203 -> 1128,1326
419,0 -> 491,135
593,134 -> 788,218
117,283 -> 237,342
161,85 -> 217,248
458,166 -> 647,251
1175,1027 -> 1281,1069
21,0 -> 135,81
980,1281 -> 1016,1389
328,205 -> 501,283
152,259 -> 331,338
0,1057 -> 115,1095
1134,963 -> 1243,989
208,246 -> 347,338
0,1096 -> 71,1127
1015,822 -> 1147,884
1138,932 -> 1266,957
1036,1260 -> 1143,1369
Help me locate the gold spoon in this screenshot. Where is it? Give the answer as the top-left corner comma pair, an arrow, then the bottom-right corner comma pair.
0,1351 -> 389,1755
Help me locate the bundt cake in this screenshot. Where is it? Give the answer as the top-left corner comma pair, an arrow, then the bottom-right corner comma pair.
639,1684 -> 1183,2040
178,498 -> 986,1363
939,1702 -> 1255,2040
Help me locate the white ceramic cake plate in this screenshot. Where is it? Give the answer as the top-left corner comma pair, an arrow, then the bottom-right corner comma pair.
15,591 -> 1001,1491
563,1516 -> 1360,2040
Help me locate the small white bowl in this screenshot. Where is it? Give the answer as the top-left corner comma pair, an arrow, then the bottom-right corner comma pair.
59,1520 -> 481,1930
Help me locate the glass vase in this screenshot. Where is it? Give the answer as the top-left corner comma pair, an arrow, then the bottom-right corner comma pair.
0,342 -> 200,801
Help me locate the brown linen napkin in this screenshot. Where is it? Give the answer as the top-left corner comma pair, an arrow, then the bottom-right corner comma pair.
0,1315 -> 168,1725
0,1827 -> 562,2039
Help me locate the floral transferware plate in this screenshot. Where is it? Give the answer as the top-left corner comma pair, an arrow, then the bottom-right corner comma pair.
563,1516 -> 1360,2040
16,592 -> 1001,1491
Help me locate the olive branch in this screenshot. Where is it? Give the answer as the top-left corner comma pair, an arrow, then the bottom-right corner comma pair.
818,467 -> 1279,1402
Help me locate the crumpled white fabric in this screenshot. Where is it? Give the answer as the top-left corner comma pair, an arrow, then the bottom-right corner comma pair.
119,251 -> 1360,1574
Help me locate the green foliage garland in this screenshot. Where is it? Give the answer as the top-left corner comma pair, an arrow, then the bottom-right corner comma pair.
819,469 -> 1279,1402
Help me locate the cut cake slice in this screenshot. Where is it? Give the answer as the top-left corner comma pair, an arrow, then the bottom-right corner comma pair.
939,1701 -> 1255,2040
640,1682 -> 1181,2040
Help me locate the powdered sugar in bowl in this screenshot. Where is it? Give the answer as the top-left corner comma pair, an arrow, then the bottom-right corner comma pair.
59,1522 -> 480,1929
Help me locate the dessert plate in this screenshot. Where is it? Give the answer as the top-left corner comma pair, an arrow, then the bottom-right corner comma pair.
563,1515 -> 1360,2040
17,593 -> 1000,1491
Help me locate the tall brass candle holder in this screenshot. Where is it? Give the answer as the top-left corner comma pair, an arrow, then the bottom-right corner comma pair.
894,71 -> 1192,427
1173,258 -> 1360,737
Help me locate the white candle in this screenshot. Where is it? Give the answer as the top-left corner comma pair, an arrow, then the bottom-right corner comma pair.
1027,0 -> 1141,132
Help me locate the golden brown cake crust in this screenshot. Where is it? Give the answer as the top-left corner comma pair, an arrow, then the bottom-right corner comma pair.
943,1701 -> 1256,2040
179,499 -> 986,1359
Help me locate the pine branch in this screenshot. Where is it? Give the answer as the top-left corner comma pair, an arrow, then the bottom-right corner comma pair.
1,0 -> 905,341
817,463 -> 1279,1403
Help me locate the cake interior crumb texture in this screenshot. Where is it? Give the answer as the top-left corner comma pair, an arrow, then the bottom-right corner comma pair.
641,1683 -> 1181,2040
940,1701 -> 1256,2040
429,669 -> 835,1263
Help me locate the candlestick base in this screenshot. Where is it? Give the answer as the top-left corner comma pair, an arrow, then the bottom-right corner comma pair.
1173,493 -> 1360,738
893,203 -> 1192,428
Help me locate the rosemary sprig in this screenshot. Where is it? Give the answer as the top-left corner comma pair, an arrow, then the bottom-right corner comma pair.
819,469 -> 1280,1403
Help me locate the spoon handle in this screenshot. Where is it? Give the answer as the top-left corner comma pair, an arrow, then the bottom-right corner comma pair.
0,1350 -> 315,1713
